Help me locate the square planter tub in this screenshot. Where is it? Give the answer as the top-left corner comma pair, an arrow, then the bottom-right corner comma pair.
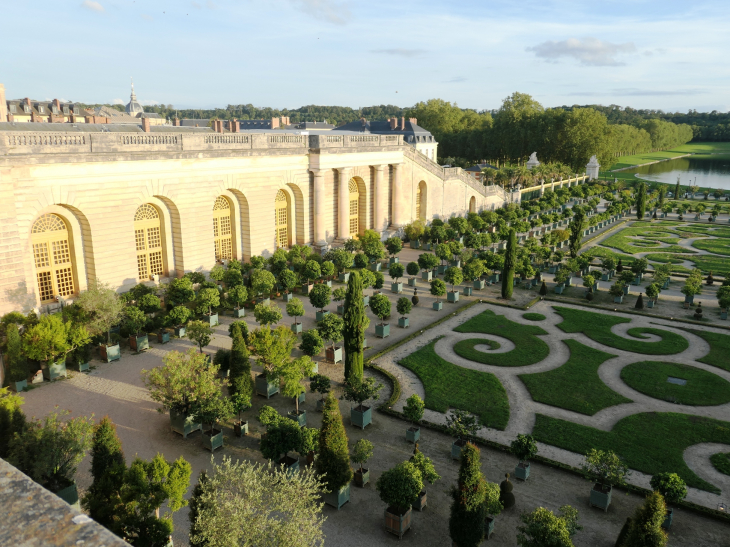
351,405 -> 372,429
170,410 -> 201,439
514,462 -> 530,480
406,426 -> 420,443
385,507 -> 412,539
324,484 -> 351,510
157,330 -> 171,344
463,287 -> 473,296
315,310 -> 330,321
412,490 -> 427,511
339,272 -> 351,283
291,322 -> 303,334
205,313 -> 219,327
255,374 -> 279,398
100,343 -> 121,363
129,334 -> 149,353
233,307 -> 246,317
433,301 -> 443,311
203,429 -> 224,452
354,468 -> 370,487
451,439 -> 466,460
375,323 -> 390,338
326,346 -> 343,363
473,279 -> 486,290
447,291 -> 460,303
398,317 -> 409,328
589,484 -> 612,511
173,326 -> 186,338
288,410 -> 307,427
42,358 -> 67,381
391,282 -> 403,294
422,271 -> 433,282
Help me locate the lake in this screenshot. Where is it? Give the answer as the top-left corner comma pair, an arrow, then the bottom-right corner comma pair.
626,153 -> 730,190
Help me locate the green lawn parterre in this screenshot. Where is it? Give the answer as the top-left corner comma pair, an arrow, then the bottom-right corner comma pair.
398,338 -> 510,430
620,361 -> 730,405
681,329 -> 730,372
453,309 -> 550,367
519,339 -> 631,415
607,142 -> 730,170
553,307 -> 690,355
532,412 -> 730,493
691,238 -> 730,256
710,453 -> 730,476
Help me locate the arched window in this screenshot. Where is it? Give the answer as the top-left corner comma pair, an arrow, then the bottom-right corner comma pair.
348,179 -> 359,235
416,181 -> 427,221
134,204 -> 164,280
275,190 -> 289,249
469,196 -> 476,214
32,213 -> 76,303
213,196 -> 233,261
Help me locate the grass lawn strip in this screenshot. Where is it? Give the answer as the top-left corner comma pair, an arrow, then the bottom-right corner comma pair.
398,338 -> 510,430
553,306 -> 690,355
519,339 -> 631,415
710,453 -> 730,476
600,223 -> 695,255
691,238 -> 730,256
453,309 -> 550,367
522,313 -> 546,321
607,142 -> 730,170
680,329 -> 730,372
620,361 -> 730,406
532,412 -> 730,493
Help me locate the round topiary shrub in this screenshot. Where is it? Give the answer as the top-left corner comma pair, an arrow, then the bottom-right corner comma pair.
522,313 -> 546,321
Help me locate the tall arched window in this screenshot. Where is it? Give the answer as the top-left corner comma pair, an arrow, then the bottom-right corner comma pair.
134,204 -> 164,281
469,196 -> 476,214
32,213 -> 76,303
213,196 -> 233,261
416,181 -> 427,221
274,190 -> 289,249
348,179 -> 359,235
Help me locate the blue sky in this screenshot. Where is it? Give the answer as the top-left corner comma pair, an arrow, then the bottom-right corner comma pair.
2,0 -> 728,113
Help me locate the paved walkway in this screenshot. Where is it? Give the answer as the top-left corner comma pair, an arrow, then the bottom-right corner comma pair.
376,300 -> 730,510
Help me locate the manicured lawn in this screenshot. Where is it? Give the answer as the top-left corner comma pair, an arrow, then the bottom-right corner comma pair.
398,338 -> 510,430
453,309 -> 550,367
710,452 -> 730,476
681,329 -> 730,372
607,143 -> 730,170
582,246 -> 635,266
531,412 -> 730,493
519,339 -> 631,415
522,313 -> 546,321
643,253 -> 729,274
601,223 -> 694,255
553,307 -> 689,355
620,361 -> 730,405
691,238 -> 730,256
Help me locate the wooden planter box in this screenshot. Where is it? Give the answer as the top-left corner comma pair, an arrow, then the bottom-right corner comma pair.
614,295 -> 623,303
157,330 -> 171,344
324,484 -> 351,510
302,284 -> 314,296
375,323 -> 390,338
129,334 -> 149,353
422,270 -> 432,281
234,420 -> 248,437
647,300 -> 655,308
288,410 -> 307,427
291,322 -> 303,334
203,429 -> 224,452
363,295 -> 370,306
255,374 -> 279,399
73,361 -> 90,372
450,260 -> 461,268
326,346 -> 343,363
473,279 -> 486,290
354,468 -> 370,487
371,262 -> 382,272
337,304 -> 345,314
447,291 -> 460,303
389,257 -> 400,265
339,272 -> 351,283
451,439 -> 466,460
514,462 -> 530,481
433,301 -> 443,311
410,240 -> 421,249
100,343 -> 121,363
315,310 -> 330,321
412,490 -> 427,511
173,326 -> 186,338
42,357 -> 67,381
623,285 -> 630,295
279,455 -> 300,476
437,265 -> 448,275
204,313 -> 219,327
233,307 -> 246,317
662,509 -> 673,529
54,481 -> 80,509
391,282 -> 403,294
12,379 -> 27,392
384,507 -> 412,539
351,405 -> 372,429
398,317 -> 409,328
721,309 -> 728,320
554,285 -> 564,294
589,483 -> 612,511
463,287 -> 473,296
406,426 -> 420,443
170,409 -> 201,439
316,398 -> 325,412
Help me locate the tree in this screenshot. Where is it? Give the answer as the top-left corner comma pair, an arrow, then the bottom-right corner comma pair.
343,272 -> 368,381
188,457 -> 326,547
517,506 -> 580,547
286,297 -> 305,325
165,277 -> 196,308
229,322 -> 253,400
568,210 -> 586,258
277,269 -> 297,295
435,242 -> 452,266
446,409 -> 482,444
502,228 -> 517,299
582,449 -> 629,490
359,229 -> 386,263
510,434 -> 538,464
300,329 -> 324,357
449,443 -> 489,547
316,392 -> 353,493
396,297 -> 412,319
385,236 -> 403,257
254,302 -> 283,327
320,260 -> 336,280
308,283 -> 331,313
332,247 -> 354,275
6,322 -> 28,385
650,472 -> 687,506
403,394 -> 425,423
23,313 -> 89,364
418,252 -> 439,273
280,356 -> 315,414
251,269 -> 276,297
444,266 -> 464,292
309,374 -> 331,403
250,325 -> 296,380
376,461 -> 424,515
622,492 -> 668,547
0,387 -> 25,459
342,375 -> 383,411
636,181 -> 647,220
82,416 -> 126,530
369,293 -> 391,325
186,320 -> 213,352
195,287 -> 220,316
389,262 -> 405,284
317,312 -> 344,350
167,305 -> 191,328
410,445 -> 440,487
430,278 -> 446,302
123,306 -> 147,337
227,285 -> 248,310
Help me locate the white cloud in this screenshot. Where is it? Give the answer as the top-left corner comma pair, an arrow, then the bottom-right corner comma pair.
287,0 -> 350,25
81,0 -> 104,13
371,49 -> 427,58
526,37 -> 636,66
113,98 -> 125,105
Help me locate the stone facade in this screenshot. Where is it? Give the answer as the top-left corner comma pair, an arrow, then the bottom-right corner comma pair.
0,127 -> 506,314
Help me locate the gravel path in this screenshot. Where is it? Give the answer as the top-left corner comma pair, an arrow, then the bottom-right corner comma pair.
376,300 -> 730,509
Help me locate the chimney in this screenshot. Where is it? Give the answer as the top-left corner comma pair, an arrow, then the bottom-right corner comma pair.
25,97 -> 31,107
85,116 -> 93,124
230,119 -> 239,132
400,117 -> 405,130
409,117 -> 417,126
142,117 -> 151,132
173,117 -> 180,127
0,84 -> 6,122
389,117 -> 397,130
216,120 -> 224,133
53,98 -> 60,111
271,117 -> 280,129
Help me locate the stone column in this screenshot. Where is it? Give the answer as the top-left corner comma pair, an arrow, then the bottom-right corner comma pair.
390,163 -> 404,228
312,169 -> 327,249
373,165 -> 387,233
337,167 -> 352,241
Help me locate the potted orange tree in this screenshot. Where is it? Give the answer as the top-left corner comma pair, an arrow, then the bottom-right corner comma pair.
286,297 -> 305,334
351,438 -> 374,487
319,313 -> 344,364
316,392 -> 353,509
23,314 -> 89,381
376,460 -> 423,539
403,393 -> 424,443
75,281 -> 125,363
228,284 -> 248,318
280,355 -> 315,427
257,405 -> 303,474
123,306 -> 149,352
511,433 -> 538,481
342,375 -> 382,430
166,305 -> 191,338
369,293 -> 391,338
310,373 -> 331,412
447,409 -> 482,460
410,444 -> 439,511
582,448 -> 629,512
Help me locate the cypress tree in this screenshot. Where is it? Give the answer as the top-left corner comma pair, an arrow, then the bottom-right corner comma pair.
568,210 -> 586,258
674,180 -> 680,201
449,443 -> 488,547
82,416 -> 126,530
229,322 -> 253,399
501,229 -> 517,299
315,392 -> 353,493
636,182 -> 647,220
622,492 -> 667,547
635,293 -> 644,309
0,387 -> 25,459
343,271 -> 368,381
188,470 -> 210,547
539,281 -> 547,297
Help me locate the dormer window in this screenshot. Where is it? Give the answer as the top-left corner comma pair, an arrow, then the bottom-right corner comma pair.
52,106 -> 59,114
38,106 -> 45,113
9,104 -> 16,113
63,107 -> 69,115
24,105 -> 30,113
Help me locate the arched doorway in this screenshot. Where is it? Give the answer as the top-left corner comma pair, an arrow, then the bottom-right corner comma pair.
31,213 -> 77,302
348,179 -> 359,236
416,181 -> 427,221
213,196 -> 233,261
134,204 -> 165,281
275,190 -> 290,249
469,195 -> 476,214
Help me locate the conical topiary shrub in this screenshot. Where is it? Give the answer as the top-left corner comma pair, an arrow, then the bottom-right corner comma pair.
316,391 -> 353,494
499,473 -> 515,509
635,293 -> 644,309
539,281 -> 547,297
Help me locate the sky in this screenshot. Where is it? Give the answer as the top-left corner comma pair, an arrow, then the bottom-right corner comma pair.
1,0 -> 728,113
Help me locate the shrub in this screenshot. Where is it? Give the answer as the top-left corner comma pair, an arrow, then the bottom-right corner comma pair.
317,313 -> 344,350
308,283 -> 331,312
369,293 -> 391,323
286,297 -> 305,324
300,329 -> 324,357
389,262 -> 405,282
430,278 -> 447,301
254,302 -> 283,326
650,472 -> 687,506
351,439 -> 374,473
376,461 -> 423,514
396,297 -> 412,317
510,434 -> 538,463
186,320 -> 213,352
403,393 -> 425,423
623,491 -> 668,547
582,448 -> 629,488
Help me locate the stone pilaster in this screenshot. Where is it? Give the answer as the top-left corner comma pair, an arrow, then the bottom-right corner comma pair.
390,163 -> 404,229
312,168 -> 327,250
373,164 -> 387,234
337,167 -> 352,241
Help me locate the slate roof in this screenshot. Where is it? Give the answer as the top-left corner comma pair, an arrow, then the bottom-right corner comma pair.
465,162 -> 498,172
0,122 -> 211,133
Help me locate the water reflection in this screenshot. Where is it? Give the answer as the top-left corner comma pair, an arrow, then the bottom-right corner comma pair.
626,154 -> 730,190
